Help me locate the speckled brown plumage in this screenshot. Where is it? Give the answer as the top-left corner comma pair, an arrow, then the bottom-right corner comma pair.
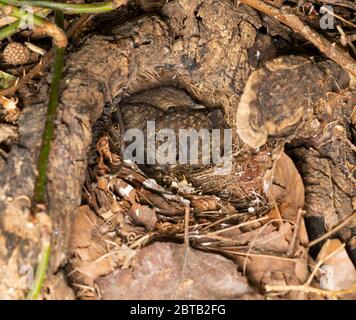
121,87 -> 204,112
115,86 -> 227,182
119,86 -> 225,133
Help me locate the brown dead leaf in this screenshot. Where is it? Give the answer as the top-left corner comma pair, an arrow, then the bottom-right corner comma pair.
218,223 -> 274,245
217,220 -> 294,253
139,188 -> 185,216
69,206 -> 136,288
128,203 -> 157,231
69,206 -> 113,286
317,239 -> 356,299
113,179 -> 137,204
190,195 -> 220,212
94,136 -> 121,175
233,246 -> 309,288
96,242 -> 261,299
251,222 -> 294,253
263,150 -> 305,222
42,272 -> 75,300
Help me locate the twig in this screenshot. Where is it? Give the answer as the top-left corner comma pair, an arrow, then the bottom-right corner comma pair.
265,284 -> 356,297
287,209 -> 304,256
111,97 -> 126,174
0,14 -> 91,97
307,212 -> 356,247
315,0 -> 356,11
219,249 -> 299,261
200,212 -> 244,232
0,1 -> 67,47
237,0 -> 356,77
337,25 -> 356,56
265,243 -> 355,298
66,13 -> 92,39
205,216 -> 269,236
320,5 -> 356,28
184,205 -> 190,248
305,242 -> 345,286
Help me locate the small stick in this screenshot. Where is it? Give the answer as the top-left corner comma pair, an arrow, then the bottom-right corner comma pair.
265,283 -> 356,297
200,212 -> 244,232
206,216 -> 269,236
287,209 -> 303,257
307,212 -> 356,248
337,25 -> 356,56
184,205 -> 190,248
265,243 -> 355,298
305,243 -> 345,286
238,0 -> 356,77
0,2 -> 67,47
321,6 -> 356,29
315,0 -> 356,11
0,14 -> 92,97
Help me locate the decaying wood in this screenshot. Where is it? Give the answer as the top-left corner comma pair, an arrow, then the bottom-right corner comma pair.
0,0 -> 354,299
238,0 -> 356,79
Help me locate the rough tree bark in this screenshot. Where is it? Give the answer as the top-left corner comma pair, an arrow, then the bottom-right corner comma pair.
0,0 -> 354,299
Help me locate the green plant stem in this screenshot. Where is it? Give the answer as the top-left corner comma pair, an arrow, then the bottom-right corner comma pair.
54,7 -> 64,28
0,20 -> 19,40
1,0 -> 122,14
0,1 -> 46,25
0,0 -> 117,40
27,11 -> 64,300
34,10 -> 65,204
26,240 -> 51,300
0,7 -> 52,40
0,2 -> 67,47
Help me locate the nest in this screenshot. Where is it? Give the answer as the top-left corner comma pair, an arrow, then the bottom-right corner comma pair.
65,1 -> 355,299
0,0 -> 355,300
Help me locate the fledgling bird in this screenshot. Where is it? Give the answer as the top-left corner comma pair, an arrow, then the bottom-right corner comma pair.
116,86 -> 227,182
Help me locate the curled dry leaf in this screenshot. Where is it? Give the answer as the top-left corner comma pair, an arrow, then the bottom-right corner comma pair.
263,150 -> 305,223
34,20 -> 68,48
113,179 -> 137,204
233,247 -> 310,297
317,239 -> 356,299
0,95 -> 19,122
96,242 -> 261,300
128,203 -> 157,231
236,56 -> 349,149
69,206 -> 136,289
171,178 -> 196,194
95,136 -> 117,175
190,195 -> 220,212
138,188 -> 185,216
219,222 -> 294,253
